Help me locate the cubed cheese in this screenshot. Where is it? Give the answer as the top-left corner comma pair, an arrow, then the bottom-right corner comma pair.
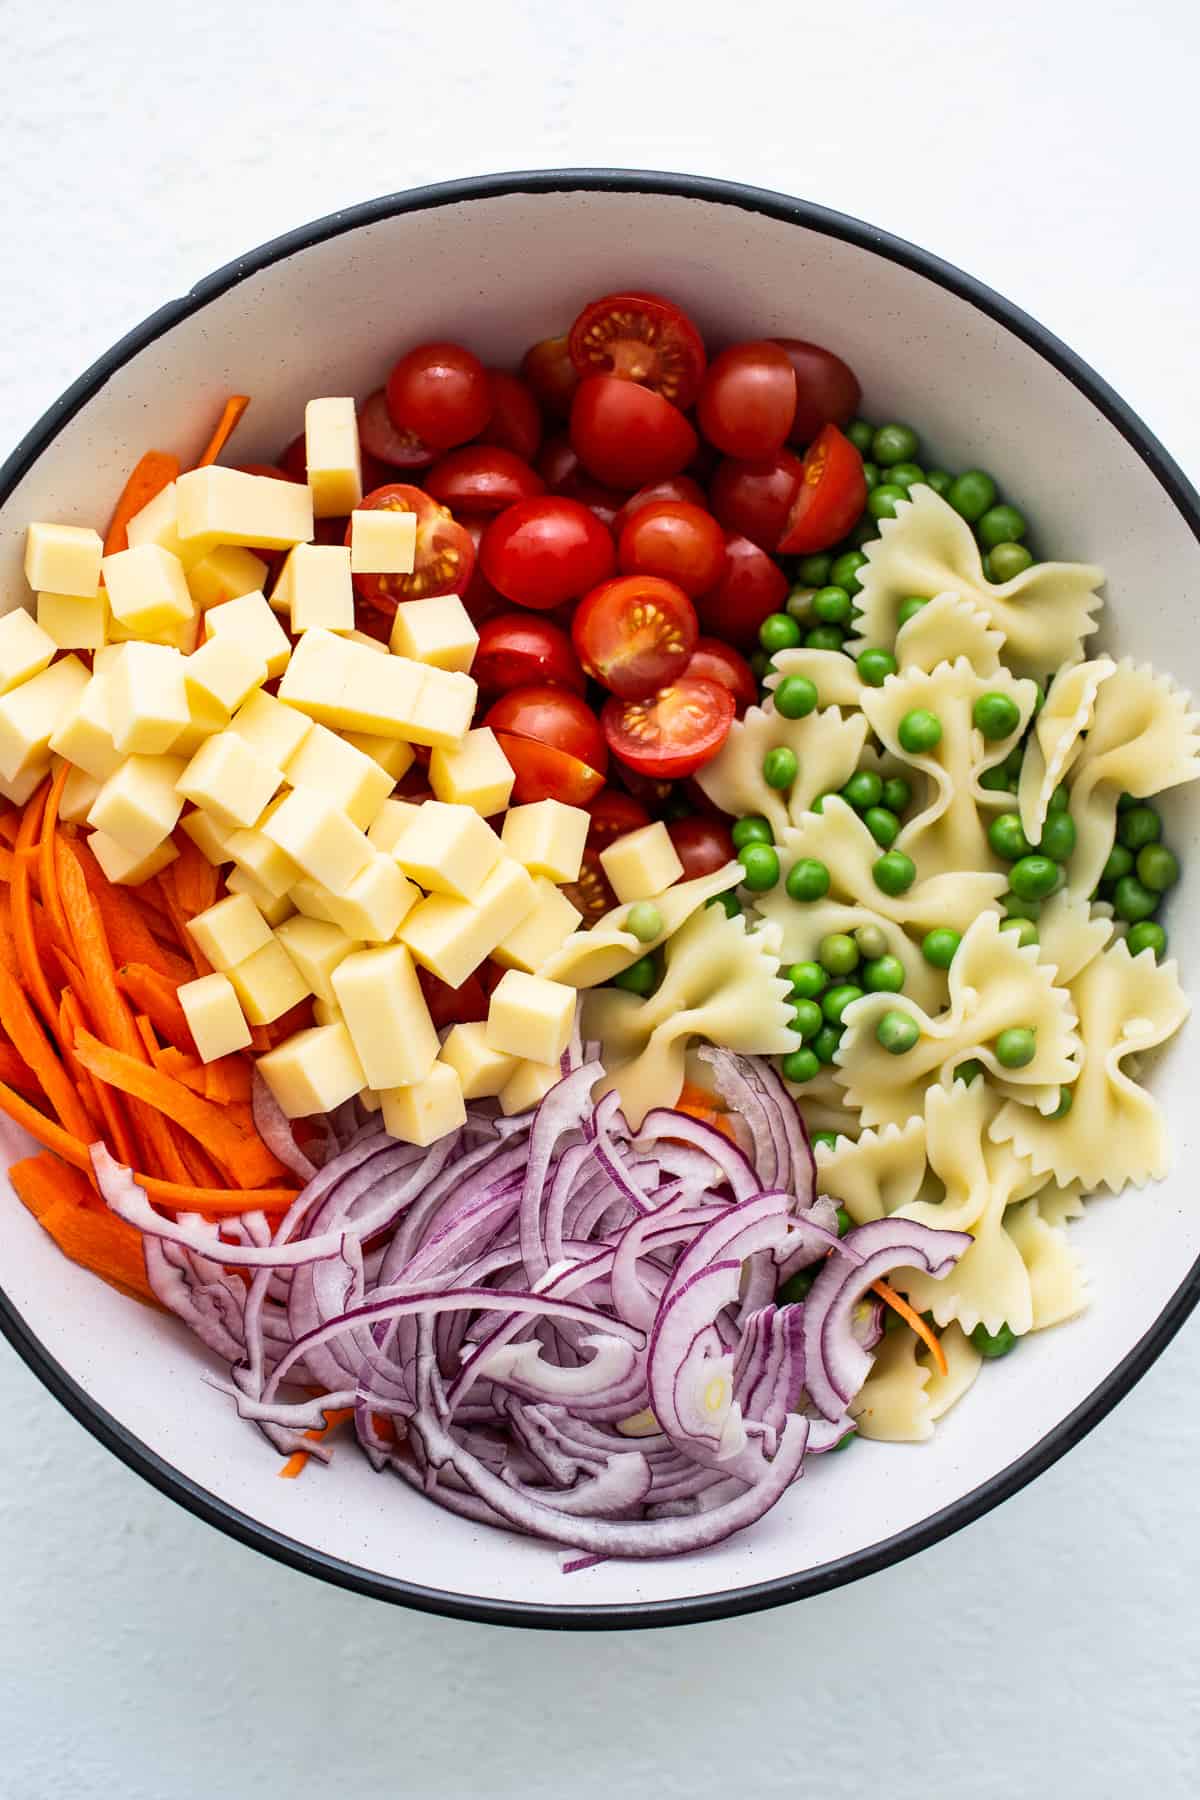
276,629 -> 426,736
304,398 -> 363,519
0,609 -> 55,695
273,542 -> 354,633
186,544 -> 270,612
224,824 -> 300,898
0,655 -> 91,782
180,808 -> 234,866
283,723 -> 394,829
359,1086 -> 382,1112
177,731 -> 283,831
381,1062 -> 465,1147
24,522 -> 102,598
87,754 -> 187,858
0,760 -> 51,806
178,972 -> 252,1062
402,665 -> 477,750
125,481 -> 205,571
186,893 -> 274,970
205,590 -> 292,678
175,465 -> 314,553
492,878 -> 582,973
366,796 -> 421,853
256,1022 -> 366,1118
108,608 -> 199,653
338,629 -> 390,655
439,1021 -> 518,1100
105,642 -> 189,755
388,595 -> 478,672
486,970 -> 576,1065
501,799 -> 589,884
429,726 -> 514,817
168,682 -> 228,759
288,877 -> 339,924
399,856 -> 536,988
332,942 -> 439,1090
101,543 -> 195,636
228,937 -> 312,1025
598,821 -> 683,903
224,866 -> 295,927
310,1000 -> 341,1028
499,1059 -> 563,1116
229,688 -> 312,767
322,852 -> 418,943
349,507 -> 417,574
392,801 -> 503,899
57,764 -> 101,824
261,786 -> 373,893
274,915 -> 361,1004
185,634 -> 267,715
87,830 -> 179,887
36,591 -> 108,651
343,731 -> 415,781
48,673 -> 122,781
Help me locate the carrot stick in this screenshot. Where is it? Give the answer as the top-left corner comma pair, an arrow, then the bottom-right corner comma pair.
12,784 -> 58,1028
0,957 -> 94,1142
152,1045 -> 208,1095
871,1279 -> 949,1377
0,812 -> 19,847
0,1042 -> 46,1101
11,1151 -> 94,1219
103,450 -> 180,557
117,963 -> 194,1049
196,396 -> 250,468
0,901 -> 20,983
134,1013 -> 159,1059
278,1406 -> 355,1479
168,834 -> 218,920
31,1196 -> 158,1303
73,839 -> 186,977
0,845 -> 15,882
203,1056 -> 252,1105
60,985 -> 135,1167
38,766 -> 70,943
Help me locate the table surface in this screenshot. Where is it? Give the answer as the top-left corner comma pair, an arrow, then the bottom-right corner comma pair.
2,2 -> 1198,1794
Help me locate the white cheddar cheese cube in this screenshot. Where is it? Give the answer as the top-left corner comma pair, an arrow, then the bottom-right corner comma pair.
277,629 -> 433,738
392,801 -> 502,899
186,892 -> 273,971
224,824 -> 300,898
228,937 -> 311,1025
359,1086 -> 382,1112
88,753 -> 187,858
101,543 -> 194,635
185,634 -> 267,715
0,609 -> 55,695
349,507 -> 416,574
106,643 -> 189,755
399,857 -> 536,989
262,787 -> 373,893
501,799 -> 589,884
429,727 -> 514,817
283,723 -> 394,829
108,607 -> 200,653
274,915 -> 361,1004
492,878 -> 582,973
48,673 -> 122,781
256,1022 -> 366,1119
230,688 -> 312,767
186,544 -> 270,612
304,398 -> 363,519
486,970 -> 576,1066
343,732 -> 415,781
337,629 -> 390,654
403,665 -> 477,750
0,759 -> 51,806
168,683 -> 227,759
366,796 -> 421,853
323,853 -> 418,943
332,942 -> 439,1090
499,1059 -> 563,1116
312,999 -> 342,1028
388,595 -> 478,672
24,522 -> 102,599
178,972 -> 252,1062
0,655 -> 91,782
205,590 -> 291,679
224,867 -> 295,927
177,731 -> 283,831
36,591 -> 108,650
288,877 -> 339,924
599,821 -> 683,904
175,465 -> 314,553
439,1021 -> 517,1100
57,764 -> 101,825
180,808 -> 234,866
381,1062 -> 465,1147
274,543 -> 354,633
87,830 -> 179,887
125,481 -> 206,571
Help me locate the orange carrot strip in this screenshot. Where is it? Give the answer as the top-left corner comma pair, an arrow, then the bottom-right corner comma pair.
0,1042 -> 46,1101
134,1013 -> 160,1059
196,395 -> 250,468
0,900 -> 20,982
278,1406 -> 355,1479
103,450 -> 180,557
203,1055 -> 252,1105
152,1045 -> 208,1095
33,1197 -> 159,1303
38,768 -> 70,942
59,986 -> 134,1167
0,844 -> 14,882
0,957 -> 93,1142
11,1152 -> 94,1219
73,839 -> 186,978
871,1279 -> 949,1377
168,835 -> 219,920
12,785 -> 58,1026
0,812 -> 19,847
116,962 -> 195,1049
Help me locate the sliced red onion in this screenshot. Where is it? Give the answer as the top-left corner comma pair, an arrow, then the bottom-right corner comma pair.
251,1071 -> 317,1183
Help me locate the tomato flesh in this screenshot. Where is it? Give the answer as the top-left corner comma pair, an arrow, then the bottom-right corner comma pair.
562,848 -> 618,922
571,376 -> 697,489
480,496 -> 615,611
696,341 -> 797,459
772,339 -> 862,447
473,613 -> 586,695
346,483 -> 474,611
695,533 -> 789,648
667,816 -> 736,879
423,446 -> 545,514
359,388 -> 434,470
612,476 -> 708,534
493,732 -> 606,807
568,292 -> 707,408
477,370 -> 543,462
485,684 -> 608,776
617,500 -> 726,597
709,450 -> 803,550
777,424 -> 867,554
573,575 -> 698,699
385,341 -> 492,451
602,676 -> 734,780
683,637 -> 758,713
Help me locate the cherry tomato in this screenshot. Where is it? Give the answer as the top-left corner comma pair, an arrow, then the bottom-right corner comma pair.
459,522 -> 508,626
535,435 -> 627,526
278,434 -> 308,480
480,496 -> 615,611
359,388 -> 434,470
473,613 -> 585,696
683,637 -> 757,713
562,848 -> 618,922
536,434 -> 580,490
423,446 -> 545,515
346,484 -> 475,611
521,336 -> 579,420
617,501 -> 726,597
586,789 -> 652,846
612,763 -> 675,812
567,292 -> 707,408
602,676 -> 734,780
571,376 -> 698,489
477,370 -> 543,462
237,462 -> 303,483
493,733 -> 606,806
709,450 -> 803,550
485,685 -> 608,777
667,816 -> 736,879
573,575 -> 698,699
385,341 -> 491,451
777,424 -> 867,554
696,341 -> 797,459
418,966 -> 489,1029
772,339 -> 862,447
695,533 -> 789,648
612,476 -> 707,535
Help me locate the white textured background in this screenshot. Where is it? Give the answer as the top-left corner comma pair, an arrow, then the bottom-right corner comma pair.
2,2 -> 1198,1794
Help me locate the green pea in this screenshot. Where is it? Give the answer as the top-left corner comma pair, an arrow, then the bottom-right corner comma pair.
776,1267 -> 815,1304
977,502 -> 1028,549
763,745 -> 798,790
1099,844 -> 1132,885
792,998 -> 824,1040
812,585 -> 853,625
1038,811 -> 1076,862
924,469 -> 953,497
1049,1085 -> 1074,1119
787,960 -> 826,999
1117,791 -> 1138,811
805,625 -> 845,652
1127,920 -> 1167,959
781,1047 -> 820,1084
873,850 -> 916,896
760,612 -> 802,655
818,933 -> 860,977
1117,805 -> 1161,851
979,764 -> 1015,793
864,806 -> 900,847
986,542 -> 1034,582
796,553 -> 833,587
882,776 -> 911,814
998,917 -> 1038,948
955,1059 -> 984,1086
868,483 -> 907,522
1113,874 -> 1158,923
994,1026 -> 1036,1068
872,422 -> 920,466
835,1205 -> 853,1237
898,708 -> 942,754
773,674 -> 819,719
970,1321 -> 1017,1358
842,769 -> 883,810
810,792 -> 836,813
626,901 -> 663,943
987,812 -> 1032,861
786,857 -> 831,903
857,647 -> 897,687
947,468 -> 997,523
1003,891 -> 1041,921
846,420 -> 875,455
732,815 -> 773,848
611,955 -> 657,996
1047,784 -> 1069,812
829,1427 -> 857,1451
1004,742 -> 1025,777
708,890 -> 742,918
737,843 -> 780,891
785,586 -> 814,622
830,551 -> 868,596
749,650 -> 770,680
921,927 -> 960,969
812,1129 -> 839,1150
875,1009 -> 920,1054
822,982 -> 864,1024
854,923 -> 889,961
896,596 -> 929,629
972,691 -> 1021,740
862,954 -> 905,993
811,1023 -> 842,1065
1009,855 -> 1061,901
886,461 -> 925,493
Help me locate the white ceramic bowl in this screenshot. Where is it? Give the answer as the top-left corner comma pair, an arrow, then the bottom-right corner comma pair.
2,171 -> 1198,1629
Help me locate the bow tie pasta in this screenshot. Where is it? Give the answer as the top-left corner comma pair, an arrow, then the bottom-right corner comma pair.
892,591 -> 1005,677
694,700 -> 868,838
1018,657 -> 1116,842
849,1321 -> 982,1443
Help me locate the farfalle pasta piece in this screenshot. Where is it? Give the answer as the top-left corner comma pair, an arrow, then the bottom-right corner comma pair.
893,591 -> 1004,676
1018,657 -> 1116,842
764,647 -> 863,711
898,1078 -> 995,1232
990,936 -> 1189,1192
1033,1180 -> 1087,1228
1004,1197 -> 1089,1330
813,1115 -> 927,1224
922,1323 -> 981,1423
694,702 -> 868,837
789,1068 -> 862,1140
752,892 -> 945,1012
849,484 -> 1104,678
900,1142 -> 1044,1338
539,862 -> 740,989
861,658 -> 1038,877
584,906 -> 797,1128
849,1326 -> 934,1442
1035,890 -> 1113,985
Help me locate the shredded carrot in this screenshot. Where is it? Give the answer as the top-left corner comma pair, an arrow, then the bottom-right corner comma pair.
202,1055 -> 252,1105
12,784 -> 57,1027
38,767 -> 69,943
59,985 -> 134,1166
0,901 -> 20,982
152,1044 -> 208,1095
248,997 -> 314,1054
115,962 -> 193,1049
674,1081 -> 738,1142
157,869 -> 209,977
134,1013 -> 159,1060
74,839 -> 186,977
11,1151 -> 93,1219
27,1195 -> 158,1302
168,835 -> 219,920
871,1279 -> 949,1376
278,1406 -> 355,1479
0,1042 -> 45,1101
0,812 -> 19,847
0,844 -> 14,883
103,450 -> 180,557
0,957 -> 93,1143
196,395 -> 250,468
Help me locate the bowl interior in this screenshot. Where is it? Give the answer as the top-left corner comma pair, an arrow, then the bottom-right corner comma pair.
1,180 -> 1197,1622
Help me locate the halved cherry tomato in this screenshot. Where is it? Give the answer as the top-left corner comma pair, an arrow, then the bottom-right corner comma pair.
238,462 -> 303,483
346,483 -> 475,610
696,342 -> 797,459
695,533 -> 789,649
562,848 -> 617,922
485,684 -> 608,777
275,435 -> 388,492
709,450 -> 803,550
521,336 -> 579,420
586,789 -> 652,846
536,435 -> 626,526
612,763 -> 675,812
477,370 -> 543,462
424,446 -> 545,515
772,339 -> 862,447
278,434 -> 308,480
493,733 -> 606,807
612,476 -> 708,534
667,816 -> 736,879
359,388 -> 434,469
536,434 -> 580,490
617,501 -> 726,597
572,575 -> 698,699
418,966 -> 489,1029
567,292 -> 706,408
480,496 -> 615,611
459,522 -> 508,626
777,424 -> 867,554
571,376 -> 697,489
473,613 -> 585,695
683,637 -> 757,713
602,676 -> 734,780
385,342 -> 491,451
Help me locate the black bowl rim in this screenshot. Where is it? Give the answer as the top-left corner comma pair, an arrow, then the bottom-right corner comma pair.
2,166 -> 1198,1633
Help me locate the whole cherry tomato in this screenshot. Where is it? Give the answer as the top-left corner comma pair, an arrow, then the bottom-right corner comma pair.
567,291 -> 707,408
536,435 -> 627,525
772,339 -> 862,446
709,450 -> 803,549
480,497 -> 615,610
667,815 -> 736,879
777,424 -> 867,554
477,370 -> 543,462
602,676 -> 734,780
571,376 -> 698,489
423,446 -> 545,514
572,574 -> 698,699
696,341 -> 797,459
473,613 -> 586,695
586,789 -> 652,846
385,341 -> 491,450
357,389 -> 435,470
617,500 -> 726,596
612,475 -> 708,534
521,336 -> 579,420
346,483 -> 474,611
695,533 -> 789,648
683,637 -> 758,713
